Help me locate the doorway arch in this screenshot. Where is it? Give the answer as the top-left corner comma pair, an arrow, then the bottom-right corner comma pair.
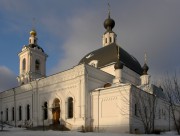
52,98 -> 60,125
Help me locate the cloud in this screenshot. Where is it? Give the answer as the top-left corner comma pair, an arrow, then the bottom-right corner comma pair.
50,1 -> 180,81
0,0 -> 179,83
113,1 -> 180,79
0,66 -> 18,92
50,9 -> 103,73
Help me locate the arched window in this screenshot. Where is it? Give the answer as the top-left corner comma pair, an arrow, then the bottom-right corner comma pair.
35,59 -> 40,71
43,102 -> 48,120
12,107 -> 14,121
6,108 -> 8,121
67,97 -> 73,119
22,58 -> 26,71
19,106 -> 22,121
27,104 -> 30,120
109,37 -> 112,43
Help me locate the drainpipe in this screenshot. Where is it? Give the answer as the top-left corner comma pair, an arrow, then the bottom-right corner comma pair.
1,111 -> 3,130
13,88 -> 17,127
36,79 -> 40,126
29,83 -> 33,126
152,94 -> 155,133
98,90 -> 100,133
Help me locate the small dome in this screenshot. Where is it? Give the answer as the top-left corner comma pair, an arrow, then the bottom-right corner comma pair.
30,29 -> 37,36
114,61 -> 123,70
104,16 -> 115,31
142,63 -> 149,75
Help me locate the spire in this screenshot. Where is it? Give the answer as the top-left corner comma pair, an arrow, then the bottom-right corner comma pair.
102,3 -> 117,47
140,53 -> 150,86
142,53 -> 149,75
104,8 -> 115,32
114,45 -> 123,70
108,3 -> 111,18
29,18 -> 38,45
145,52 -> 147,64
30,18 -> 37,36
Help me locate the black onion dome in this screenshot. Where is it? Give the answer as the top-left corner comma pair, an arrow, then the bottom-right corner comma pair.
79,43 -> 143,75
27,44 -> 44,52
114,61 -> 123,69
142,63 -> 149,75
104,15 -> 115,31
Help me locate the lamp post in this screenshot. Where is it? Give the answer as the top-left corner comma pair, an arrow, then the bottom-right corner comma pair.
1,111 -> 3,131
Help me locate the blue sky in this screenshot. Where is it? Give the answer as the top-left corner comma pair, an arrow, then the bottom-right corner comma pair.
0,0 -> 180,91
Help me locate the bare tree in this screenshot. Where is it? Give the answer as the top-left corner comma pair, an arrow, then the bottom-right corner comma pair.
132,88 -> 156,134
163,73 -> 180,134
117,85 -> 156,134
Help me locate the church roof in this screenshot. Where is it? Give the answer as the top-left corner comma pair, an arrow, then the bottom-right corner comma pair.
27,44 -> 44,52
79,43 -> 143,75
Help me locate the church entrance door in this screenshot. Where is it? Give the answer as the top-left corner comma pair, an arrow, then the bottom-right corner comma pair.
52,98 -> 60,125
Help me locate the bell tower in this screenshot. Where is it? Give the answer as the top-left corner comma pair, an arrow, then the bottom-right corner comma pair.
17,29 -> 48,85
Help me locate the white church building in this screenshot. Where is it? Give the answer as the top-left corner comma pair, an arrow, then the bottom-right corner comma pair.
0,12 -> 176,133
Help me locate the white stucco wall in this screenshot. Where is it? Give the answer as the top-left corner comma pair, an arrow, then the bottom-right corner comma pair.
91,84 -> 131,133
0,63 -> 178,133
0,64 -> 114,131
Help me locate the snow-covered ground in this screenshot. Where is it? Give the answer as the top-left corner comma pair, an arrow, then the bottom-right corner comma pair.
0,124 -> 177,136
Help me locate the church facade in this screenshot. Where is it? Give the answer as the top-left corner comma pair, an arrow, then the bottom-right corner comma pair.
0,12 -> 176,133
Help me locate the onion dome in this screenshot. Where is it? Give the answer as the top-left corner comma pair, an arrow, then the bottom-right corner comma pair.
28,29 -> 44,52
104,13 -> 115,31
114,61 -> 123,70
142,63 -> 149,75
30,29 -> 37,36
